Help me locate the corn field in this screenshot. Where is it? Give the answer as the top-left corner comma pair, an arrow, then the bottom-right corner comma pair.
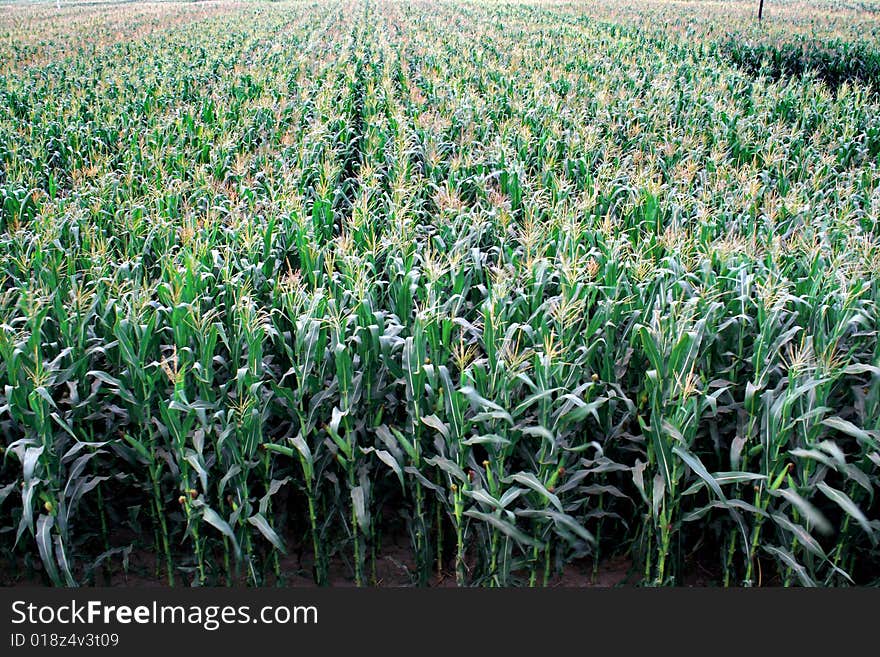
1,0 -> 879,587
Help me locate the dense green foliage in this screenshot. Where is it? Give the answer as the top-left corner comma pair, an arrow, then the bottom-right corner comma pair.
1,0 -> 879,587
718,37 -> 880,91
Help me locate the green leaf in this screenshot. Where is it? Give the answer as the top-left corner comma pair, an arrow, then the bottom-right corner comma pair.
652,474 -> 665,519
653,429 -> 674,490
763,545 -> 816,587
770,513 -> 826,559
36,514 -> 62,586
822,417 -> 877,448
34,386 -> 58,410
425,456 -> 467,483
86,370 -> 136,404
464,510 -> 542,548
516,509 -> 595,544
351,486 -> 369,532
817,482 -> 875,541
363,447 -> 404,492
460,386 -> 513,424
637,325 -> 663,375
771,488 -> 832,535
290,433 -> 314,482
464,488 -> 505,512
420,414 -> 449,439
461,433 -> 511,447
632,460 -> 648,505
54,534 -> 77,587
121,433 -> 151,462
712,472 -> 767,486
505,471 -> 562,512
248,513 -> 286,553
202,507 -> 241,558
672,445 -> 725,501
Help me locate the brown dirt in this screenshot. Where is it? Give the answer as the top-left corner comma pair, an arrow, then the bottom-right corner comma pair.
1,541 -> 636,588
